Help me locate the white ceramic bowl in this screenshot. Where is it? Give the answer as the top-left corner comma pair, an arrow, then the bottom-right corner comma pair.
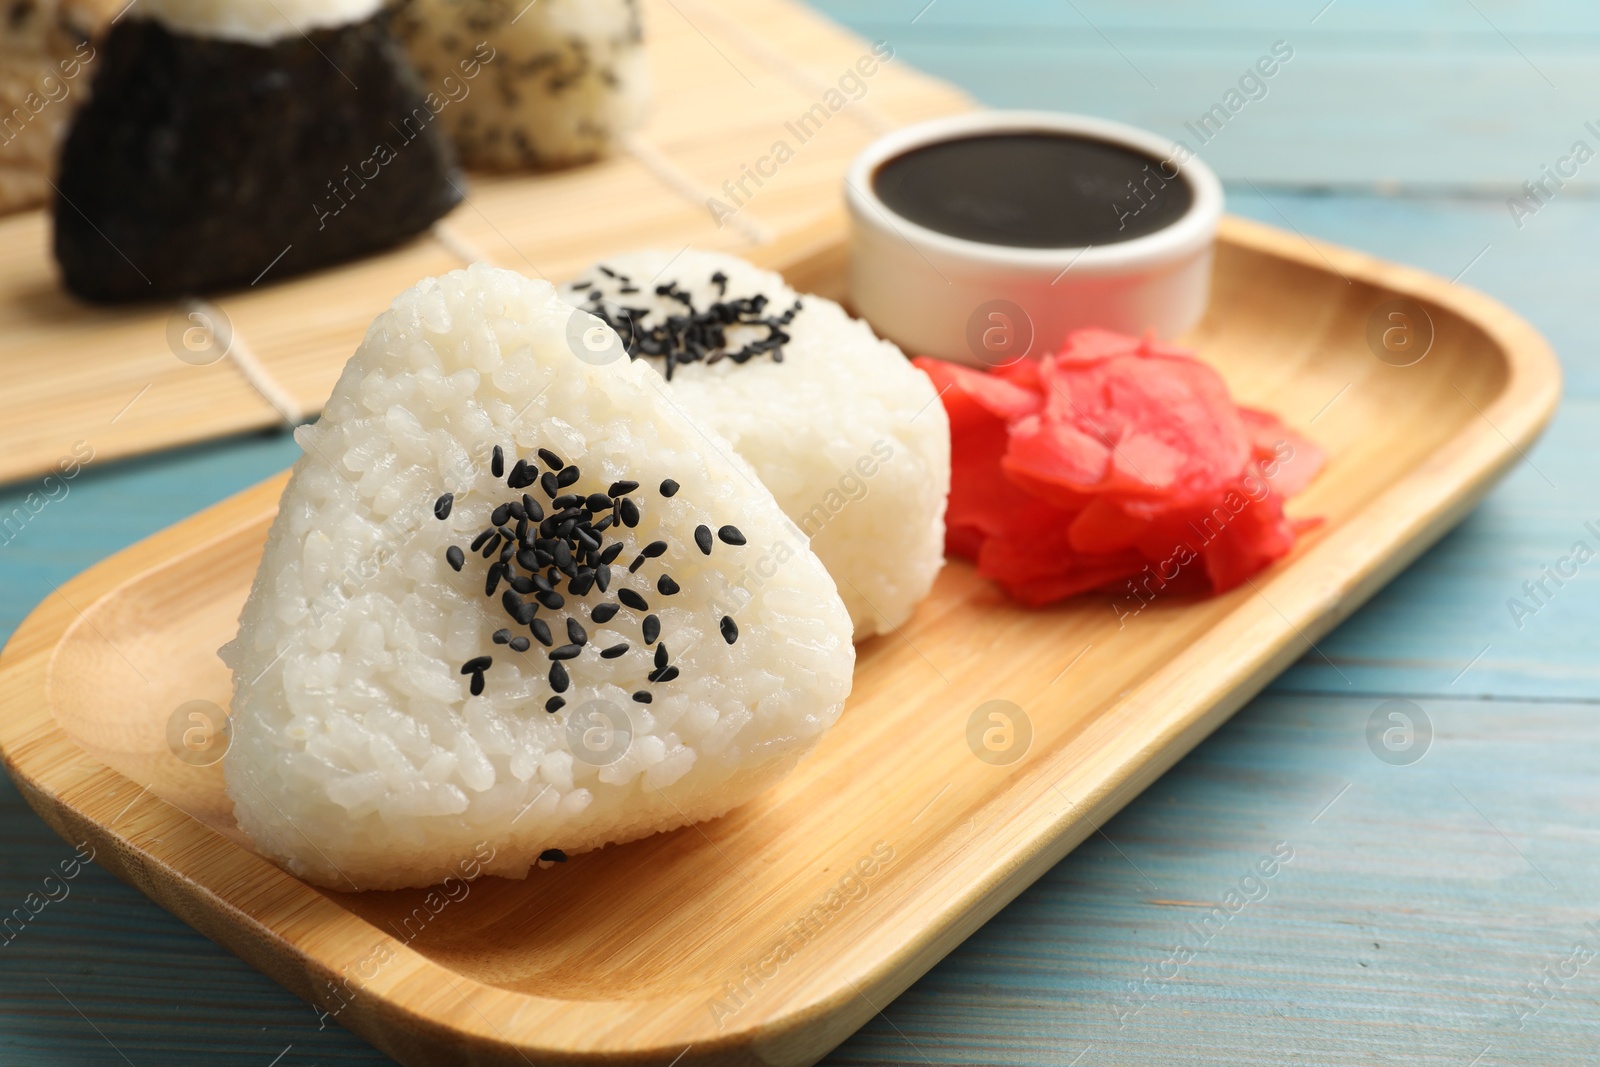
845,110 -> 1224,366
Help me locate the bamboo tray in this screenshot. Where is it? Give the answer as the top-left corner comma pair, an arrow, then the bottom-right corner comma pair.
0,0 -> 968,489
0,215 -> 1560,1066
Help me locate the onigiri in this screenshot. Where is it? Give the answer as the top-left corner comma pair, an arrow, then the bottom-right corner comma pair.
391,0 -> 649,169
220,263 -> 855,891
561,250 -> 951,640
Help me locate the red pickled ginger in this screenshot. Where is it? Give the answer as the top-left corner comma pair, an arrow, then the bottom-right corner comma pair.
915,329 -> 1325,608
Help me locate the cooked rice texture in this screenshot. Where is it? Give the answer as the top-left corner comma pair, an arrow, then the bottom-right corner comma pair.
561,249 -> 950,640
133,0 -> 382,41
392,0 -> 648,168
220,263 -> 854,890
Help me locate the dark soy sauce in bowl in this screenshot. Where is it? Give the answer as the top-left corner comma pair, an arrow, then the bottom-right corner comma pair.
872,132 -> 1194,249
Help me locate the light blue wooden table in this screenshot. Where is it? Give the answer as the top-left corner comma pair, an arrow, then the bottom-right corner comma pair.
4,2 -> 1598,1063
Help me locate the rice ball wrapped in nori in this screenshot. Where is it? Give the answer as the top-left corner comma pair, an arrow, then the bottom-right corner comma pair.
220,263 -> 855,891
392,0 -> 649,169
561,250 -> 951,641
52,0 -> 463,302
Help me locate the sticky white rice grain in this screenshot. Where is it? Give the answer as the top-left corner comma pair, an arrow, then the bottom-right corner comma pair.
132,0 -> 383,42
221,263 -> 854,890
561,249 -> 950,640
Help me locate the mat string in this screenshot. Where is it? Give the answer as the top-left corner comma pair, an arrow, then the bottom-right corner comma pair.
184,298 -> 306,428
431,221 -> 495,267
668,0 -> 898,137
623,133 -> 775,245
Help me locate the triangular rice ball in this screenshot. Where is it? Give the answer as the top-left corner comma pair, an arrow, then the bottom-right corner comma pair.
221,264 -> 855,890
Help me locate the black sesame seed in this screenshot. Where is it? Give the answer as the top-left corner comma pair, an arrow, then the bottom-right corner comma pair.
632,691 -> 652,704
509,636 -> 530,652
717,525 -> 746,546
491,503 -> 511,527
619,498 -> 640,528
485,563 -> 505,597
550,662 -> 570,692
470,529 -> 493,552
660,479 -> 680,497
600,643 -> 628,659
549,643 -> 582,661
657,575 -> 680,596
567,619 -> 587,645
556,466 -> 580,488
531,573 -> 555,595
481,532 -> 502,558
720,616 -> 738,644
568,571 -> 595,597
608,480 -> 638,496
649,665 -> 680,684
540,471 -> 560,498
618,588 -> 648,611
470,673 -> 485,696
446,545 -> 465,571
492,629 -> 511,645
461,656 -> 492,674
592,603 -> 619,624
434,493 -> 453,520
508,575 -> 534,595
642,614 -> 660,644
540,848 -> 568,862
508,459 -> 536,489
628,554 -> 646,574
551,493 -> 583,510
545,696 -> 565,713
586,493 -> 613,512
537,448 -> 564,471
599,543 -> 624,565
694,525 -> 713,555
537,590 -> 565,611
517,547 -> 540,572
503,590 -> 536,625
491,446 -> 504,478
641,540 -> 667,559
522,495 -> 543,522
654,644 -> 668,670
531,618 -> 553,647
595,563 -> 611,592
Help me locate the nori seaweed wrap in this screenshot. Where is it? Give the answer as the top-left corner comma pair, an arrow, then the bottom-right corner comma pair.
53,8 -> 464,302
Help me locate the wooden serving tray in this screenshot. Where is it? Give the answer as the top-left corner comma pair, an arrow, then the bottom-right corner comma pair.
0,215 -> 1559,1066
0,0 -> 968,489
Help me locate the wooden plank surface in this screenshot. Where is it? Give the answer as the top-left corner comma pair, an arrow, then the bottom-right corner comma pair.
2,1 -> 1598,1065
811,0 -> 1600,189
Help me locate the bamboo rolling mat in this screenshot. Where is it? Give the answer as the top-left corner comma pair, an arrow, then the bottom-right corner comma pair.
0,0 -> 970,489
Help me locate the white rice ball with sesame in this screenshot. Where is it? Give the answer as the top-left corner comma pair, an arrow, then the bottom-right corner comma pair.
220,263 -> 854,891
561,250 -> 950,641
392,0 -> 649,168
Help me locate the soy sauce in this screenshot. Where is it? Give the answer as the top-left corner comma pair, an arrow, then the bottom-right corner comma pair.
872,132 -> 1192,248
